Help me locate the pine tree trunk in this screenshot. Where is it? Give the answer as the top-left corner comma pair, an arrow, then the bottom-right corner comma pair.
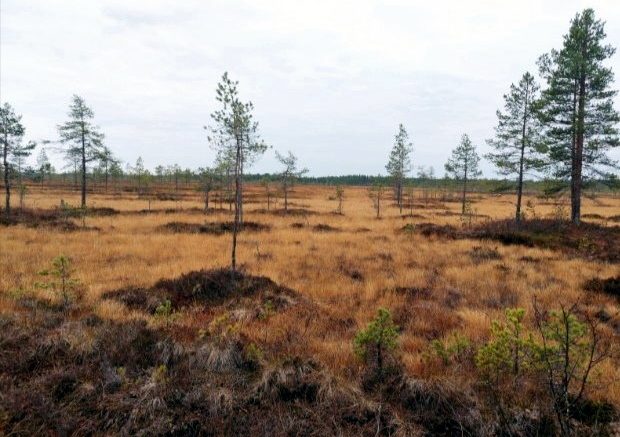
105,164 -> 109,193
232,137 -> 242,273
284,179 -> 288,212
398,180 -> 403,214
461,166 -> 468,215
3,135 -> 10,219
81,129 -> 87,208
572,75 -> 586,225
239,158 -> 244,225
516,149 -> 525,224
516,88 -> 529,224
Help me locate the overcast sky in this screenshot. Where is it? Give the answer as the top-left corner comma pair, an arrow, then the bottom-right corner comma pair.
1,0 -> 619,176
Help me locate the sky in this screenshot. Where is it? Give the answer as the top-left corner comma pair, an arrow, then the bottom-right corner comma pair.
1,0 -> 620,177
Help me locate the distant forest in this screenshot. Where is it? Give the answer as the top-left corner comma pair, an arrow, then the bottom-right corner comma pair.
4,165 -> 617,196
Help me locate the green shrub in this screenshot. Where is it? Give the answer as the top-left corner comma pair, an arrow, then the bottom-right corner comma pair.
36,255 -> 80,308
475,304 -> 611,435
532,305 -> 609,435
354,308 -> 399,374
258,299 -> 275,320
429,333 -> 471,365
244,342 -> 264,370
154,299 -> 176,326
476,308 -> 535,380
201,312 -> 240,345
151,364 -> 168,384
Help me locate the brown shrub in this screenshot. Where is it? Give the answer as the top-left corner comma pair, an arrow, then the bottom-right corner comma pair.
159,221 -> 270,234
415,219 -> 620,262
313,223 -> 340,232
468,246 -> 502,263
584,276 -> 620,299
103,269 -> 300,314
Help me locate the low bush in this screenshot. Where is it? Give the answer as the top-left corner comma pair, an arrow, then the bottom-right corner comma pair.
354,308 -> 399,378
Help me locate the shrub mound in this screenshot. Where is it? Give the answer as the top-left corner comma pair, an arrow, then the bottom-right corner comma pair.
159,221 -> 270,235
0,208 -> 104,231
414,219 -> 620,262
468,246 -> 502,263
103,268 -> 297,312
254,207 -> 318,216
313,223 -> 340,232
584,276 -> 620,298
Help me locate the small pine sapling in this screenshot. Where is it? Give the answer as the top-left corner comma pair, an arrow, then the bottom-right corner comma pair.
36,255 -> 81,308
476,308 -> 536,382
335,185 -> 344,214
533,301 -> 611,436
368,181 -> 385,219
155,299 -> 177,327
354,308 -> 399,375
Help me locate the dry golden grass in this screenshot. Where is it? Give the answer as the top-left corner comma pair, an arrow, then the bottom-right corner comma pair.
1,184 -> 619,406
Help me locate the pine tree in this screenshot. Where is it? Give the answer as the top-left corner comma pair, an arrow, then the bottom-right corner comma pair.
13,141 -> 36,189
538,9 -> 619,224
36,147 -> 52,183
275,150 -> 308,213
486,72 -> 545,223
368,179 -> 385,219
206,72 -> 267,272
109,160 -> 124,192
169,164 -> 182,193
98,146 -> 118,192
199,166 -> 217,211
385,124 -> 412,214
155,165 -> 165,183
445,134 -> 481,214
261,177 -> 272,210
1,103 -> 27,218
214,150 -> 234,210
57,95 -> 105,207
133,157 -> 146,195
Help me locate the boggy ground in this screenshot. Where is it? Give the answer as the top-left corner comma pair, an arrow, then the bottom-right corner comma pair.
1,184 -> 620,435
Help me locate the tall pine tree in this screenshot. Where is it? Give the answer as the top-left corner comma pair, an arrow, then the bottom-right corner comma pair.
445,134 -> 481,214
1,103 -> 26,218
486,72 -> 545,223
206,72 -> 267,272
538,9 -> 619,224
385,124 -> 413,214
57,95 -> 105,207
